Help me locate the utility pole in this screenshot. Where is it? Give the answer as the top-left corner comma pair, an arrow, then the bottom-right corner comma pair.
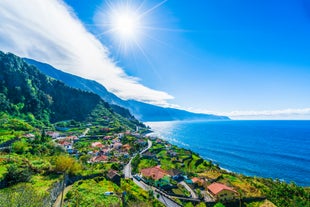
122,191 -> 126,207
60,172 -> 66,207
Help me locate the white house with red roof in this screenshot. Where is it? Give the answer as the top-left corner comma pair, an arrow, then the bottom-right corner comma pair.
207,182 -> 238,201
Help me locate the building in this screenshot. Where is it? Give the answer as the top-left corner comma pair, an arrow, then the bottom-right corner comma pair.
89,155 -> 108,163
140,165 -> 168,180
91,142 -> 104,148
167,169 -> 183,181
107,170 -> 121,186
207,182 -> 238,201
191,177 -> 206,187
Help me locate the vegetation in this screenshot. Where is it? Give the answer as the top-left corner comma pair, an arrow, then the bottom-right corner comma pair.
64,178 -> 164,207
0,50 -> 309,207
0,51 -> 142,129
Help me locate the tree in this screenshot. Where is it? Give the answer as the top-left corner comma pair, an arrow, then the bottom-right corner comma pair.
184,202 -> 195,207
12,140 -> 30,154
4,164 -> 32,187
214,202 -> 226,207
53,155 -> 82,175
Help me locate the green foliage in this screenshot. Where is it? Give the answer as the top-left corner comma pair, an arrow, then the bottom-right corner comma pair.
3,163 -> 32,187
0,51 -> 142,129
121,179 -> 164,206
261,179 -> 310,207
0,183 -> 46,207
195,202 -> 206,207
12,140 -> 31,154
184,202 -> 195,207
65,179 -> 122,207
52,155 -> 82,175
213,202 -> 226,207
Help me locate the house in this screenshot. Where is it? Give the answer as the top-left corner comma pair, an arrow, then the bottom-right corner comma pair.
104,136 -> 113,140
66,135 -> 78,141
167,150 -> 177,157
207,182 -> 238,201
135,139 -> 147,147
107,170 -> 121,186
125,130 -> 131,135
46,131 -> 60,139
91,142 -> 104,148
156,139 -> 163,143
23,133 -> 35,140
122,144 -> 131,152
117,133 -> 124,139
167,169 -> 183,181
142,151 -> 156,159
89,155 -> 108,163
191,177 -> 205,187
113,142 -> 123,150
140,165 -> 168,181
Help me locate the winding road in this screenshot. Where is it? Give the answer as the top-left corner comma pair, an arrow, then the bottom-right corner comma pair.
123,140 -> 182,207
124,139 -> 152,179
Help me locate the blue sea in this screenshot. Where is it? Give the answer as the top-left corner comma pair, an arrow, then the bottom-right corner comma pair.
146,120 -> 310,186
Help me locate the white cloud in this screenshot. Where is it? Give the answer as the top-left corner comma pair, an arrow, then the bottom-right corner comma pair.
0,0 -> 173,106
191,108 -> 310,120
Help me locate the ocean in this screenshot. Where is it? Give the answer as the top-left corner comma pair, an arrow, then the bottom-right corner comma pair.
146,120 -> 310,186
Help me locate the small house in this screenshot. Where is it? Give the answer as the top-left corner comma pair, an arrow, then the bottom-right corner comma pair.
107,170 -> 121,186
207,182 -> 238,201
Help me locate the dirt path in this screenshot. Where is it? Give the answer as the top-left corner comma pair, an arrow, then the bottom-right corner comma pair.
53,185 -> 73,207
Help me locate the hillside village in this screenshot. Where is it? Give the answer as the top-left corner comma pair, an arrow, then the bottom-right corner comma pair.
1,110 -> 310,207
43,121 -> 273,207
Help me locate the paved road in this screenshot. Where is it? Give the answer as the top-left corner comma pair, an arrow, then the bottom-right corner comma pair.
81,128 -> 90,137
123,157 -> 133,178
53,185 -> 73,207
124,139 -> 152,178
155,191 -> 182,207
140,139 -> 152,155
124,139 -> 184,207
179,181 -> 198,198
132,178 -> 181,207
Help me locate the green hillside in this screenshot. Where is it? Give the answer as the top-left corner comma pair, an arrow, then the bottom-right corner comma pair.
0,51 -> 142,129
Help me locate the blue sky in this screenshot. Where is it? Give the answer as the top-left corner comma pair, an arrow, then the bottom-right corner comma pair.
1,0 -> 310,119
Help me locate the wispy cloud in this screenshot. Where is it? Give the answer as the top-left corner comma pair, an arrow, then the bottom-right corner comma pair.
193,108 -> 310,120
0,0 -> 173,106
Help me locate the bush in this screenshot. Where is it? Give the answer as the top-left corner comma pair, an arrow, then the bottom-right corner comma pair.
3,164 -> 32,187
53,155 -> 82,175
12,140 -> 31,154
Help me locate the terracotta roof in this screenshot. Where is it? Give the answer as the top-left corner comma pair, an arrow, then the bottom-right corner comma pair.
90,155 -> 108,163
191,177 -> 200,183
207,183 -> 237,195
91,142 -> 104,148
107,170 -> 120,179
140,166 -> 168,180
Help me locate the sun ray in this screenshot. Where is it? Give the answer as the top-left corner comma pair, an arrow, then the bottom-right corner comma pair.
94,0 -> 187,65
139,0 -> 168,18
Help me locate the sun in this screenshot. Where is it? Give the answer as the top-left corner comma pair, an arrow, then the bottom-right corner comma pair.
95,0 -> 169,53
110,8 -> 141,41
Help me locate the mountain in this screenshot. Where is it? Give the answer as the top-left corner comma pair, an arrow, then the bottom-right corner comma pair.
24,58 -> 229,121
0,51 -> 142,129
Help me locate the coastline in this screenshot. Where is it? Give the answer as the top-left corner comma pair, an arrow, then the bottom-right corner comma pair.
145,120 -> 310,187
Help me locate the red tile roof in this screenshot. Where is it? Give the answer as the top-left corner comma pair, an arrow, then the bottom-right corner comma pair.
191,177 -> 204,184
91,142 -> 104,148
90,155 -> 108,163
207,182 -> 237,195
140,166 -> 168,180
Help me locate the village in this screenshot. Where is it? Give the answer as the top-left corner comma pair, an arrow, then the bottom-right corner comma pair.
45,121 -> 264,207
